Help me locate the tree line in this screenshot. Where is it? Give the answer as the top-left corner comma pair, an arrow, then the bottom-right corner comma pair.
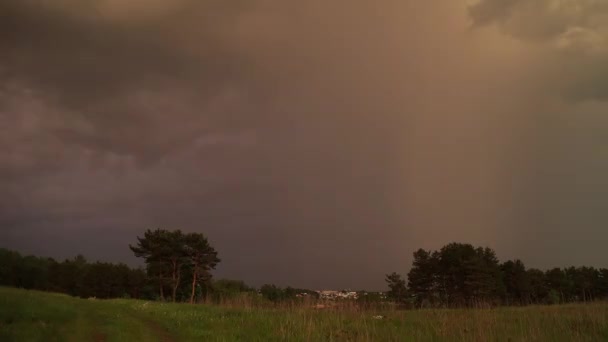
0,229 -> 321,304
0,248 -> 149,299
387,242 -> 608,307
0,248 -> 258,303
259,284 -> 320,302
3,235 -> 608,308
0,229 -> 221,302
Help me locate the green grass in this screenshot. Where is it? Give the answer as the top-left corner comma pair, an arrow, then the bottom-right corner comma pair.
0,287 -> 162,342
1,287 -> 608,341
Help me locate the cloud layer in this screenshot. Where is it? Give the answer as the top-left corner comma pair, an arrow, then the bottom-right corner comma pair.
469,0 -> 608,101
1,0 -> 607,289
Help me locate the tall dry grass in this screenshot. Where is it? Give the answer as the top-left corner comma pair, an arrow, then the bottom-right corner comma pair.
3,287 -> 608,341
157,294 -> 608,340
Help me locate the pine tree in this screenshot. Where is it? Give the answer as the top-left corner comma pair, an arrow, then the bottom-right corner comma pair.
385,272 -> 407,304
407,249 -> 438,307
183,232 -> 220,303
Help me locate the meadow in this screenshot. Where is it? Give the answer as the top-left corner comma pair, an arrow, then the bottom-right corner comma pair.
1,287 -> 608,341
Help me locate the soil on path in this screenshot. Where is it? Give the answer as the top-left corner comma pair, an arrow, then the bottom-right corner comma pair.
140,316 -> 176,342
92,331 -> 107,342
89,308 -> 176,342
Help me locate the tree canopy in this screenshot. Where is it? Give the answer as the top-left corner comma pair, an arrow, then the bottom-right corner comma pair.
129,229 -> 220,303
389,242 -> 608,308
3,237 -> 608,308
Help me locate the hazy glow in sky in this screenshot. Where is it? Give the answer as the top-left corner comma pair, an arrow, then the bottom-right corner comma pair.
1,0 -> 607,289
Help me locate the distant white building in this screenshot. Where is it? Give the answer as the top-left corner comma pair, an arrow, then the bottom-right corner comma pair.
317,290 -> 358,300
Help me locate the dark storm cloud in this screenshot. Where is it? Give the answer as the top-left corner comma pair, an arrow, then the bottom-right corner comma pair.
469,0 -> 608,101
2,0 -> 608,290
468,1 -> 608,268
1,0 -> 416,289
469,0 -> 602,40
0,0 -> 266,163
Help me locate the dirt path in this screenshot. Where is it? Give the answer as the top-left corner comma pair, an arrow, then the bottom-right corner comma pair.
85,307 -> 107,342
86,306 -> 176,342
139,317 -> 176,342
92,331 -> 107,342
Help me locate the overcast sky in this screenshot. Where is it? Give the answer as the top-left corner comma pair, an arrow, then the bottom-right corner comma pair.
1,0 -> 608,290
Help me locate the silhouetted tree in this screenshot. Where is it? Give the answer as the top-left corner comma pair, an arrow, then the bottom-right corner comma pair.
130,229 -> 220,302
598,269 -> 608,299
407,249 -> 438,307
433,244 -> 502,306
209,279 -> 254,302
130,229 -> 188,301
0,248 -> 150,300
356,291 -> 384,306
183,232 -> 220,303
567,266 -> 599,302
0,249 -> 21,286
385,272 -> 408,304
545,268 -> 569,303
260,284 -> 283,302
501,260 -> 531,305
130,229 -> 171,300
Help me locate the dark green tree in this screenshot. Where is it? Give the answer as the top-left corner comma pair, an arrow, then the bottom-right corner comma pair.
163,230 -> 188,302
598,269 -> 608,299
260,284 -> 283,302
385,272 -> 408,304
545,268 -> 569,303
420,243 -> 503,306
131,229 -> 220,302
407,243 -> 531,307
567,266 -> 599,302
407,249 -> 438,307
501,260 -> 531,305
130,229 -> 189,301
526,268 -> 548,303
0,248 -> 151,300
183,232 -> 220,303
130,229 -> 171,300
210,279 -> 254,302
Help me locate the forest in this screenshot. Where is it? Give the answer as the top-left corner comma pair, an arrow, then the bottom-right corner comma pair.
1,230 -> 607,308
388,243 -> 608,307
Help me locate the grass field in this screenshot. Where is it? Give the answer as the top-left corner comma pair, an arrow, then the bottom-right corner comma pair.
1,287 -> 608,341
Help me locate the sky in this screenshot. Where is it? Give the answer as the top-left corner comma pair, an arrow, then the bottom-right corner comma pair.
1,0 -> 608,290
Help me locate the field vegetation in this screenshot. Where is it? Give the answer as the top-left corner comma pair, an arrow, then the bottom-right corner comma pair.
3,233 -> 608,340
2,287 -> 608,341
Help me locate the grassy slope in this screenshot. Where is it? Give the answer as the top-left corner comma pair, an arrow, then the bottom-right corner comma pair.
0,287 -> 163,342
1,287 -> 608,341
